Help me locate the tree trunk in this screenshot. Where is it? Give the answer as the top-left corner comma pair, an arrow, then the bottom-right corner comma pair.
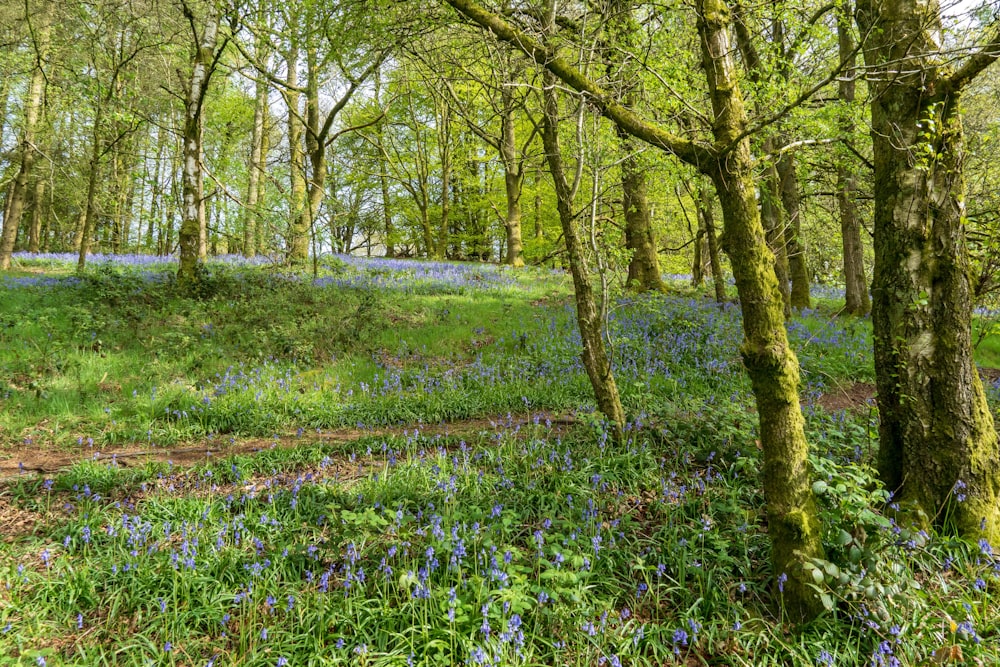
621,145 -> 664,291
761,155 -> 791,316
286,45 -> 309,263
27,175 -> 46,253
436,99 -> 452,259
147,128 -> 165,252
533,166 -> 543,239
778,149 -> 810,309
836,3 -> 870,315
692,227 -> 705,287
303,40 -> 327,260
375,72 -> 394,258
177,6 -> 221,287
699,181 -> 727,302
77,109 -> 105,271
837,162 -> 869,314
244,65 -> 267,258
500,89 -> 525,267
857,0 -> 1000,540
542,71 -> 625,440
0,0 -> 53,270
604,0 -> 664,292
380,152 -> 394,257
696,0 -> 824,618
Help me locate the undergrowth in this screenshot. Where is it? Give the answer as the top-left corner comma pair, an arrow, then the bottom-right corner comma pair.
0,256 -> 997,665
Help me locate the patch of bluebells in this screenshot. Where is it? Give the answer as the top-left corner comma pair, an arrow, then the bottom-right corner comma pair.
314,254 -> 520,294
6,427 -> 692,664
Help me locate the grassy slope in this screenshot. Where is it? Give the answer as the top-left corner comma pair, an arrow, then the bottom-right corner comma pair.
0,257 -> 997,666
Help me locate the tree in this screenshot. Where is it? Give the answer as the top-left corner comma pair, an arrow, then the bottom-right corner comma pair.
431,43 -> 540,266
72,0 -> 163,270
599,0 -> 665,292
538,0 -> 625,438
441,0 -> 826,619
0,0 -> 53,271
835,1 -> 869,315
177,0 -> 226,287
241,0 -> 272,258
697,178 -> 727,302
856,0 -> 1000,539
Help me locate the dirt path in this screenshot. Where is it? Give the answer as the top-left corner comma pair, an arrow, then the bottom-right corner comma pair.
0,413 -> 576,480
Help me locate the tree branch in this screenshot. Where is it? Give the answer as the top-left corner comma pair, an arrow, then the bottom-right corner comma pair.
441,0 -> 715,169
943,19 -> 1000,93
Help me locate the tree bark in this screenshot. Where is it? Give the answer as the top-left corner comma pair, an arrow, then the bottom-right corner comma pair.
697,0 -> 825,619
244,62 -> 268,258
542,71 -> 626,440
698,180 -> 727,302
778,149 -> 810,309
177,4 -> 221,287
621,144 -> 664,291
0,0 -> 53,270
604,0 -> 664,292
285,43 -> 309,263
303,39 -> 327,260
857,0 -> 1000,540
836,3 -> 870,315
698,180 -> 726,303
436,99 -> 452,259
761,154 -> 791,316
27,174 -> 46,253
538,0 -> 624,439
692,227 -> 705,287
499,87 -> 525,267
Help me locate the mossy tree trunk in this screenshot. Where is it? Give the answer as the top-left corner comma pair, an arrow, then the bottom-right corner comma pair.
778,148 -> 810,310
443,0 -> 826,618
857,0 -> 1000,540
539,2 -> 624,440
699,181 -> 727,302
697,0 -> 824,619
177,3 -> 221,288
760,154 -> 791,316
604,0 -> 664,292
836,2 -> 869,316
620,144 -> 665,292
692,226 -> 705,287
499,86 -> 526,267
27,171 -> 47,253
541,73 -> 625,441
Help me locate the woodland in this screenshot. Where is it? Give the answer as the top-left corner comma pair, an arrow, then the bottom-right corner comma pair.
1,0 -> 1000,665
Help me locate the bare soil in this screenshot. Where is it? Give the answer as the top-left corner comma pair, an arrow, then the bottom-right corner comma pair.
814,382 -> 877,413
0,413 -> 575,481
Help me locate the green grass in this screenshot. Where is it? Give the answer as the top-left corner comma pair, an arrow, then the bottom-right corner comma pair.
2,413 -> 998,665
0,263 -> 572,448
1,260 -> 998,665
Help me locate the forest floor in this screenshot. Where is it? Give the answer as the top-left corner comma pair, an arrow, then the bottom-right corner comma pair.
0,413 -> 573,479
1,253 -> 998,666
